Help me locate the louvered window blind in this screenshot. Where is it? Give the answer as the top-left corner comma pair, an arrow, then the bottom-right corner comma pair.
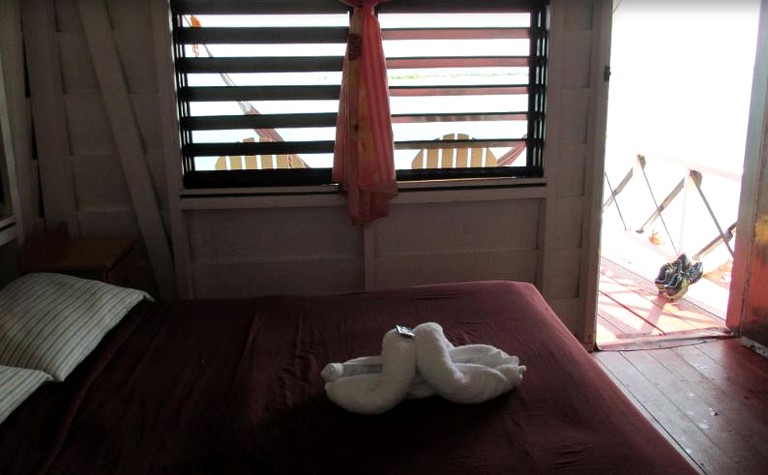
171,0 -> 548,188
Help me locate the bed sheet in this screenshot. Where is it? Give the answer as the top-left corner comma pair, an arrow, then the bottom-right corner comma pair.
0,281 -> 695,474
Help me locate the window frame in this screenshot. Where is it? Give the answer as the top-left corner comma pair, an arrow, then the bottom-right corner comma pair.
170,0 -> 548,189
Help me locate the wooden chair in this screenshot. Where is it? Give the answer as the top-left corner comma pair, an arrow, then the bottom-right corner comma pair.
215,137 -> 308,170
411,133 -> 497,169
496,134 -> 527,166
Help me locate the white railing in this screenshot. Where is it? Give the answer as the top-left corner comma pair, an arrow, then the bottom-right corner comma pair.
603,153 -> 741,264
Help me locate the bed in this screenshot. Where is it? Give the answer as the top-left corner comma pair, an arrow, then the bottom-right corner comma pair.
0,273 -> 695,474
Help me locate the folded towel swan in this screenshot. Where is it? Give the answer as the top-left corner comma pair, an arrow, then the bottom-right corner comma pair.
322,322 -> 526,414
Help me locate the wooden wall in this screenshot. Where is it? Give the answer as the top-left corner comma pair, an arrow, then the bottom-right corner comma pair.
0,0 -> 614,347
729,0 -> 768,349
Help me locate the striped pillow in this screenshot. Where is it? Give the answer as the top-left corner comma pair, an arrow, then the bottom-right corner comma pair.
0,365 -> 51,424
0,273 -> 152,381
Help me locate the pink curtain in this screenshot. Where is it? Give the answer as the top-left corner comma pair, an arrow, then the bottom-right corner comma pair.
334,0 -> 397,226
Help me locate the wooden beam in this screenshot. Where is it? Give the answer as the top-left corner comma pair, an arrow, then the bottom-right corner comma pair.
20,0 -> 80,234
0,6 -> 22,242
728,0 -> 768,332
0,0 -> 39,241
150,0 -> 193,298
580,0 -> 614,351
77,0 -> 175,299
0,53 -> 21,246
364,225 -> 375,289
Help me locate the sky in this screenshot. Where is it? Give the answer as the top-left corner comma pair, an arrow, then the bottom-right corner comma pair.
606,0 -> 761,175
602,0 -> 761,260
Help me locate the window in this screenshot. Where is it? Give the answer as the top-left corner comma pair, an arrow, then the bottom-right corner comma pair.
171,0 -> 547,189
379,1 -> 547,181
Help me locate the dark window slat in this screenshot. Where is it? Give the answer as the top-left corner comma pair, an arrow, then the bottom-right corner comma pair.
179,57 -> 344,73
181,85 -> 340,101
173,0 -> 348,15
172,1 -> 548,183
378,0 -> 547,14
177,27 -> 348,45
182,85 -> 527,102
392,112 -> 529,123
185,112 -> 529,131
394,138 -> 526,151
180,56 -> 527,73
183,168 -> 334,188
387,57 -> 530,69
184,113 -> 338,130
382,28 -> 530,41
181,112 -> 531,130
175,0 -> 545,14
187,140 -> 335,157
390,85 -> 529,97
396,167 -> 544,182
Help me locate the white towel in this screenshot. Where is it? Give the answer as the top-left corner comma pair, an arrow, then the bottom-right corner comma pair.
321,344 -> 515,380
324,329 -> 417,415
322,322 -> 525,414
414,322 -> 526,404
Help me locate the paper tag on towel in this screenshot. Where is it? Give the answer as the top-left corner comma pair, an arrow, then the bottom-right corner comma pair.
395,325 -> 415,338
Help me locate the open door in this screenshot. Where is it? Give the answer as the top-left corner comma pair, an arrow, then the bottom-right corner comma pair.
598,0 -> 762,349
729,0 -> 768,353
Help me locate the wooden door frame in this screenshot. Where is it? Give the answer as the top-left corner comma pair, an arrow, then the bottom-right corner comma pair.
728,0 -> 768,343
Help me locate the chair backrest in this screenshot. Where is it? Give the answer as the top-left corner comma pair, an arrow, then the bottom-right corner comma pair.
411,133 -> 497,169
215,137 -> 308,170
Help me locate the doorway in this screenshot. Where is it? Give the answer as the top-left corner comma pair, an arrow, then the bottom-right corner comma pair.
597,0 -> 762,349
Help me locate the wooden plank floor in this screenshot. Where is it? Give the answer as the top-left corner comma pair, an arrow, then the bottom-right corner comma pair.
594,227 -> 768,473
597,227 -> 732,350
597,257 -> 731,349
594,338 -> 768,474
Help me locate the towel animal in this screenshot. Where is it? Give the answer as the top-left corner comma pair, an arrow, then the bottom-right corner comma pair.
322,322 -> 526,414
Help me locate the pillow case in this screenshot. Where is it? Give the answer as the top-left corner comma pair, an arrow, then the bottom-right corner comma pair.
0,273 -> 152,381
0,365 -> 51,424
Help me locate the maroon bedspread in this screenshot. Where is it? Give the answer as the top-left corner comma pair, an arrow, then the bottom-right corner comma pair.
0,281 -> 695,474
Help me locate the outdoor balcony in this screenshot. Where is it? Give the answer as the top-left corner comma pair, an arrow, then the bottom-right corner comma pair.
598,152 -> 739,350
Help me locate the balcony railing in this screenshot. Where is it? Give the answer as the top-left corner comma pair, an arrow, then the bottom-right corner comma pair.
603,153 -> 741,267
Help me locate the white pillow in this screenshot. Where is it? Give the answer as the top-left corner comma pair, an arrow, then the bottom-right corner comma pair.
0,365 -> 52,424
0,273 -> 152,381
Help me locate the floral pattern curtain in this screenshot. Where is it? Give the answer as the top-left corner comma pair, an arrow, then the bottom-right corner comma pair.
334,0 -> 397,225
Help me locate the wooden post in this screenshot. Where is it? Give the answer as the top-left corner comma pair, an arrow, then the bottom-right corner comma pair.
20,0 -> 80,234
150,0 -> 193,298
0,0 -> 31,241
77,0 -> 175,299
0,29 -> 22,243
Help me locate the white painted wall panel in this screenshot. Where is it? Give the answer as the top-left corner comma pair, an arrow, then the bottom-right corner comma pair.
72,154 -> 131,208
544,249 -> 582,299
77,208 -> 138,236
374,250 -> 539,289
562,31 -> 594,89
548,297 -> 583,341
557,144 -> 588,197
564,1 -> 595,31
54,0 -> 82,32
64,94 -> 114,155
110,5 -> 157,93
560,90 -> 591,144
192,258 -> 364,299
131,93 -> 164,151
58,33 -> 98,94
145,150 -> 167,209
375,199 -> 540,254
187,207 -> 361,263
551,196 -> 585,249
